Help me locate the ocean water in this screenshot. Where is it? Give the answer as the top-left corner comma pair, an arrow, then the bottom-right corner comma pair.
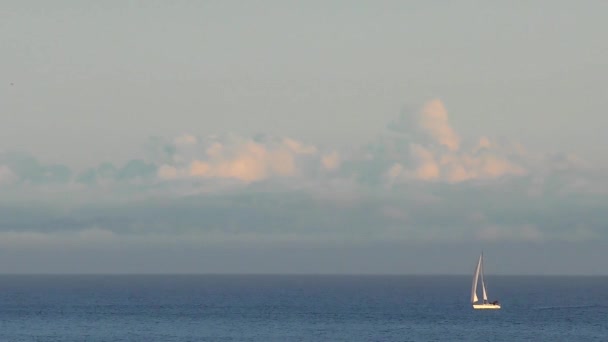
0,275 -> 606,341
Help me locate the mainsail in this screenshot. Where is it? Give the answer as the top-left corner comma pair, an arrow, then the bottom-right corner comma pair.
471,254 -> 482,303
471,253 -> 490,303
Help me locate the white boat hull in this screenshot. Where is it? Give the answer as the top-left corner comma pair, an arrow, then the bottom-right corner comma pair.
472,303 -> 501,310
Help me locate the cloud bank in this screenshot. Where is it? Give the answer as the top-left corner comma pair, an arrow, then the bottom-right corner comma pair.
0,99 -> 539,189
0,99 -> 606,257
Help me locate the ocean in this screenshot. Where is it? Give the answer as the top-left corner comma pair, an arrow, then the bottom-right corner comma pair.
0,275 -> 606,341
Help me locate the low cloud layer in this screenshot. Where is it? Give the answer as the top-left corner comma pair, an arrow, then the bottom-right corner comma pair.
0,99 -> 606,255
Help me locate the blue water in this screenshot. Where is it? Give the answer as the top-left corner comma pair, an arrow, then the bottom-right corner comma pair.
0,275 -> 606,341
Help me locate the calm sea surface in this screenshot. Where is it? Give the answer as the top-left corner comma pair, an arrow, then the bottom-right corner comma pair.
0,275 -> 606,341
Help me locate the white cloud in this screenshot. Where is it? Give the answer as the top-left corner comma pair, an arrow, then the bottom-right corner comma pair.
149,134 -> 324,183
418,99 -> 461,151
188,140 -> 296,182
384,100 -> 527,184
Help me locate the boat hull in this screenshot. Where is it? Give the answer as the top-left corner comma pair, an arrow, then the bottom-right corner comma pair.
472,303 -> 501,310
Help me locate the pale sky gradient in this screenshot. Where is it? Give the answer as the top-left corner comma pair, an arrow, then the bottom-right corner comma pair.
1,1 -> 608,274
2,1 -> 607,166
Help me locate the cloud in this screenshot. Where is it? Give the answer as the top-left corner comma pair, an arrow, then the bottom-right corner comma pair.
1,178 -> 605,247
76,162 -> 117,184
0,153 -> 72,184
386,99 -> 460,151
409,144 -> 441,180
321,151 -> 341,171
115,159 -> 157,181
145,135 -> 321,184
76,160 -> 156,184
0,98 -> 597,198
418,99 -> 461,151
59,99 -> 560,189
0,98 -> 605,247
381,100 -> 526,184
188,140 -> 296,182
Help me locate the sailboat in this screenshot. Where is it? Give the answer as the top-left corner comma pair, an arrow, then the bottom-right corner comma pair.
471,252 -> 501,309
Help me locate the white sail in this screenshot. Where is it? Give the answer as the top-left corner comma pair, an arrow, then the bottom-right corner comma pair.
470,254 -> 482,303
480,253 -> 488,301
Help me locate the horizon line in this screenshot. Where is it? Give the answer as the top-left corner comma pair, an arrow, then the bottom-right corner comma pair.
0,272 -> 606,277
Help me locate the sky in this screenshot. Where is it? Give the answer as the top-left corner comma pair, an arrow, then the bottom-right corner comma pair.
1,1 -> 607,274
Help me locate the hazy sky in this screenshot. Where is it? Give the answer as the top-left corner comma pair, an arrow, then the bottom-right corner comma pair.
1,1 -> 607,274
